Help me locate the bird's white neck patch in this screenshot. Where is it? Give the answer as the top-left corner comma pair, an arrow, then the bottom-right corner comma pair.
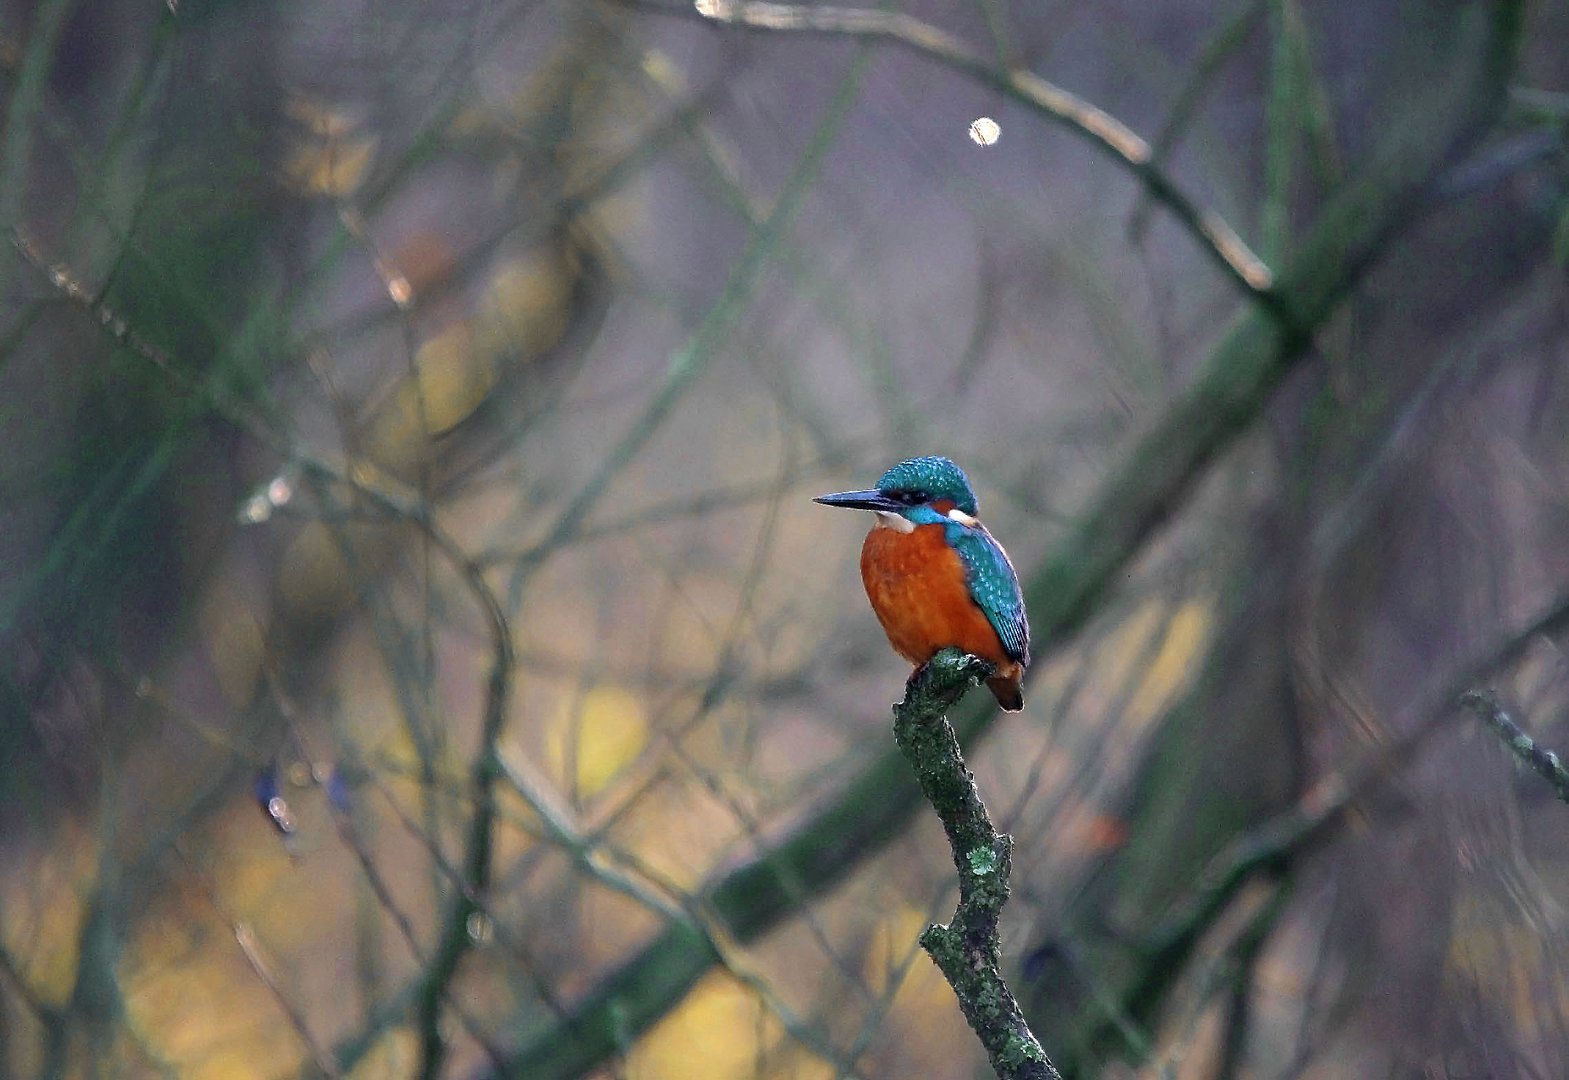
873,510 -> 916,534
946,508 -> 979,528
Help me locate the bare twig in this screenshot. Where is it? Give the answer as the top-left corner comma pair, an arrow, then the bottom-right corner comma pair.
1129,0 -> 1267,241
178,847 -> 343,1078
0,936 -> 55,1027
1116,587 -> 1569,1049
494,749 -> 691,923
501,44 -> 870,610
10,215 -> 519,1080
668,0 -> 1277,303
0,0 -> 74,302
410,548 -> 513,1080
233,922 -> 344,1079
893,649 -> 1060,1080
1459,690 -> 1569,804
689,903 -> 873,1080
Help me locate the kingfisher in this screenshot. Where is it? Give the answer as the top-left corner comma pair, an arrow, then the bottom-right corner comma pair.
815,456 -> 1031,711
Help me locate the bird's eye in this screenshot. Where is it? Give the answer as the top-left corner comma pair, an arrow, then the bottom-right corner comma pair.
904,491 -> 929,505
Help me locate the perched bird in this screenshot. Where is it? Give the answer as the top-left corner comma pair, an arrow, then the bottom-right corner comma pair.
815,456 -> 1031,710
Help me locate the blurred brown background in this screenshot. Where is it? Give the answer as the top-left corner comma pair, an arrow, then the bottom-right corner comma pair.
1,0 -> 1567,1077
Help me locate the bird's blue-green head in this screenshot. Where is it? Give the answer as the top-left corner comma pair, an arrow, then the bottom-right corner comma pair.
813,455 -> 979,523
873,456 -> 979,516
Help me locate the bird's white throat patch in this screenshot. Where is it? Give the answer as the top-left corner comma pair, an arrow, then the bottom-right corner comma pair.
873,510 -> 916,534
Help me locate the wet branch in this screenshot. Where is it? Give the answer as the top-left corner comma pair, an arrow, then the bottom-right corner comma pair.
895,649 -> 1060,1080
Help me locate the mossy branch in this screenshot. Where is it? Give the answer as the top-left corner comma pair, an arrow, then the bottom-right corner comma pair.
1459,690 -> 1569,805
894,649 -> 1060,1080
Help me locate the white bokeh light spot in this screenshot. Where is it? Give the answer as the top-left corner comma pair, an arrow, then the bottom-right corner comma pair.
968,117 -> 1000,146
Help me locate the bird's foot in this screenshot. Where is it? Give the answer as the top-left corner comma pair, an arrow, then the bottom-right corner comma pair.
906,648 -> 996,710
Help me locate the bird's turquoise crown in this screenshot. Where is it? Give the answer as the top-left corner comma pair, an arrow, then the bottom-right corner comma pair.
876,456 -> 978,516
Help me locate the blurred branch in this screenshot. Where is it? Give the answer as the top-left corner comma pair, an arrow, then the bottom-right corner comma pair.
233,923 -> 341,1078
0,937 -> 57,1040
1508,85 -> 1569,123
0,0 -> 76,301
971,0 -> 1022,73
1434,129 -> 1564,201
1261,0 -> 1302,262
893,650 -> 1059,1080
835,889 -> 945,1077
478,466 -> 845,566
1459,690 -> 1569,804
360,760 -> 564,1055
628,39 -> 917,448
502,44 -> 870,609
1261,0 -> 1345,262
1129,0 -> 1267,240
495,749 -> 691,923
267,670 -> 518,1064
409,517 -> 515,1080
7,223 -> 517,1080
27,756 -> 257,1078
692,905 -> 874,1079
1138,767 -> 1347,982
652,0 -> 1278,302
1104,585 -> 1569,1057
181,853 -> 344,1079
1144,877 -> 1285,1080
504,744 -> 873,1076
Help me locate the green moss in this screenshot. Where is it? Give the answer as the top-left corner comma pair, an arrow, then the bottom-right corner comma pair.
998,1030 -> 1048,1067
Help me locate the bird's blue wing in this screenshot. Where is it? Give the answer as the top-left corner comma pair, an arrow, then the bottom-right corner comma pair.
947,521 -> 1031,666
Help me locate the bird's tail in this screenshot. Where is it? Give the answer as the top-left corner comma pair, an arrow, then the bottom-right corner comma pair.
987,675 -> 1024,712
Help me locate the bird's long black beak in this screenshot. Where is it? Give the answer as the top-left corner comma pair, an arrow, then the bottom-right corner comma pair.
813,488 -> 903,512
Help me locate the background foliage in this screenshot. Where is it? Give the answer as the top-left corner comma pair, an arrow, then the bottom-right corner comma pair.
1,1 -> 1566,1077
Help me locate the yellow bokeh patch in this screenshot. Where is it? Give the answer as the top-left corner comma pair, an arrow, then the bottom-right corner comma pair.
281,96 -> 377,199
278,522 -> 357,618
0,824 -> 97,1007
122,921 -> 303,1079
862,904 -> 943,1004
363,322 -> 497,464
546,684 -> 648,800
629,972 -> 766,1079
476,250 -> 574,360
859,903 -> 973,1073
412,323 -> 495,436
1126,598 -> 1214,724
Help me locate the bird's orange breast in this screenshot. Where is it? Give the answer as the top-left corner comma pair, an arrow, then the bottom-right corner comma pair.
860,523 -> 1018,678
